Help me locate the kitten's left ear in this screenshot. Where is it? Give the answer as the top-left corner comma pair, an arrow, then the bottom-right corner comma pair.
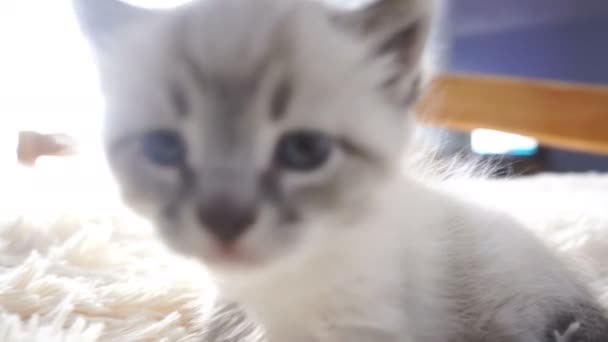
334,0 -> 434,105
71,0 -> 157,51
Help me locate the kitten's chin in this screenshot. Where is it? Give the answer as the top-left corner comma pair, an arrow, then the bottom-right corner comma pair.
204,248 -> 267,271
195,242 -> 285,276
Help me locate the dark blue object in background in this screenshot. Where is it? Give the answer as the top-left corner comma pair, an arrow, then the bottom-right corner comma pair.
443,0 -> 608,172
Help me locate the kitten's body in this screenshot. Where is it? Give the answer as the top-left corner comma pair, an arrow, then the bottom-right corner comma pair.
73,0 -> 608,341
211,178 -> 599,341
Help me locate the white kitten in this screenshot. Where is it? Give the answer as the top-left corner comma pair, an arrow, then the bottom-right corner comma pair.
73,0 -> 608,340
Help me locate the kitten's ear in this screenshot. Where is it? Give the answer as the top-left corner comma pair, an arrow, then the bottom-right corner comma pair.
71,0 -> 155,50
334,0 -> 433,104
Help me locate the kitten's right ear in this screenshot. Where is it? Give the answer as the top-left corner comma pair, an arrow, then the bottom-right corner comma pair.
71,0 -> 154,50
332,0 -> 433,106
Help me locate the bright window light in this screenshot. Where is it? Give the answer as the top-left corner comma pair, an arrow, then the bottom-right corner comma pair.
0,0 -> 120,203
471,129 -> 539,156
0,0 -> 191,162
0,1 -> 191,157
0,0 -> 104,158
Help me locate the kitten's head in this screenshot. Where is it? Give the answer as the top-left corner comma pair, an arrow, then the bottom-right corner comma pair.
74,0 -> 432,274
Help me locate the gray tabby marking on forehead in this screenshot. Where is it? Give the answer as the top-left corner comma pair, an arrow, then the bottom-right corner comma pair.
178,44 -> 209,95
173,24 -> 285,121
270,79 -> 292,121
169,81 -> 189,117
172,0 -> 292,81
177,40 -> 272,97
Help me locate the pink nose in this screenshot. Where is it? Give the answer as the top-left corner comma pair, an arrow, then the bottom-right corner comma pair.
197,195 -> 257,244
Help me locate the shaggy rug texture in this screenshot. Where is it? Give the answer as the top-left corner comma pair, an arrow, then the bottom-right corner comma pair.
0,155 -> 607,341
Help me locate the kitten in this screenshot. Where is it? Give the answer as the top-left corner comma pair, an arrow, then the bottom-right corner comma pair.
73,0 -> 608,340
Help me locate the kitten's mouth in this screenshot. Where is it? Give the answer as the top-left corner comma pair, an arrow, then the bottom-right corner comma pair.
205,245 -> 263,269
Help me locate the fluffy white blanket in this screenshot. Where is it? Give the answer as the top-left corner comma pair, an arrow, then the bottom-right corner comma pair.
1,157 -> 607,341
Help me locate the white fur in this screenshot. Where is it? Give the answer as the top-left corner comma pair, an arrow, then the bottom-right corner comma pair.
72,0 -> 606,341
215,175 -> 595,341
3,162 -> 608,341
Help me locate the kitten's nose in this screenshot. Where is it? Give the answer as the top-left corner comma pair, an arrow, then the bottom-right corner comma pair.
197,195 -> 257,244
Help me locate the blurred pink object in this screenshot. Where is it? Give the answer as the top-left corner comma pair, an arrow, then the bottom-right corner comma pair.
17,131 -> 78,167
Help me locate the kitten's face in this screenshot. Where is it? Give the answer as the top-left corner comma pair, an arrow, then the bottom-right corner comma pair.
75,0 -> 431,273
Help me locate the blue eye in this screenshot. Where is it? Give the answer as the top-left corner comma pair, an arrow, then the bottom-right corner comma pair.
275,131 -> 332,171
141,130 -> 186,166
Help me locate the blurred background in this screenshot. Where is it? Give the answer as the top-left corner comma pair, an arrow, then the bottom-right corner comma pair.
0,0 -> 606,174
435,0 -> 608,173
